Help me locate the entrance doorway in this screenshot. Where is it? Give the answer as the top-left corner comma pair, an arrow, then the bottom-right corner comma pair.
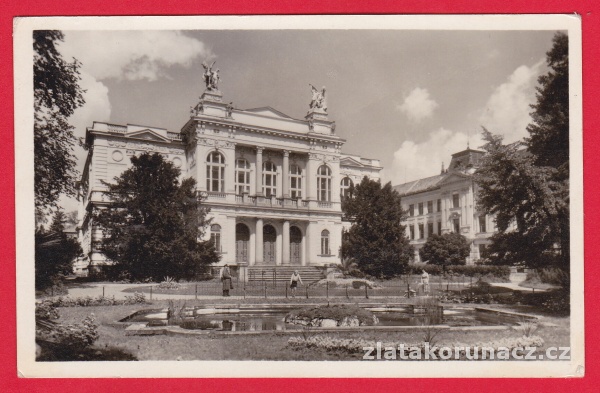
236,223 -> 250,263
290,226 -> 302,265
263,225 -> 276,264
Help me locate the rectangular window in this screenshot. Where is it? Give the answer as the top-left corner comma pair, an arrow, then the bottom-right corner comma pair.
452,193 -> 460,208
321,237 -> 330,255
418,223 -> 424,239
437,221 -> 442,234
479,215 -> 487,233
478,244 -> 488,259
410,225 -> 415,240
409,204 -> 414,216
437,199 -> 442,212
453,218 -> 460,233
210,233 -> 221,252
418,202 -> 424,215
427,201 -> 433,214
427,222 -> 434,238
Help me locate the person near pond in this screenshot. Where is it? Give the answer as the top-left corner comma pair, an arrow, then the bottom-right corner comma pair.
421,270 -> 430,294
220,264 -> 233,297
290,270 -> 303,297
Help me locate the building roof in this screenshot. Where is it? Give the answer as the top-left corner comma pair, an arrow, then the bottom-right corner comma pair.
393,174 -> 446,196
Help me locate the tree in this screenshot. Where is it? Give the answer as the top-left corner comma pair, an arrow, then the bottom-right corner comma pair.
419,233 -> 470,266
35,208 -> 82,290
34,30 -> 85,218
475,32 -> 570,271
341,177 -> 414,278
94,152 -> 219,281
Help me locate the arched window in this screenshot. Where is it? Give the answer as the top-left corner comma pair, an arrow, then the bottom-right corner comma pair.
263,161 -> 277,197
321,229 -> 330,255
289,164 -> 302,198
235,158 -> 251,195
206,152 -> 225,192
210,224 -> 222,252
317,165 -> 332,202
340,177 -> 353,198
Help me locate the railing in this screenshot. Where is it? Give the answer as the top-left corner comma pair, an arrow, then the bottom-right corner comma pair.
203,192 -> 340,211
107,124 -> 127,134
167,132 -> 182,141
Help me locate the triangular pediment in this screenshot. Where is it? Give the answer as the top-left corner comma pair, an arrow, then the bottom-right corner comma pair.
438,172 -> 471,186
126,129 -> 170,142
244,106 -> 293,119
340,157 -> 364,167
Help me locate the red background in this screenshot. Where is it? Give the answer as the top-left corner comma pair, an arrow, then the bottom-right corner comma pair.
1,1 -> 597,391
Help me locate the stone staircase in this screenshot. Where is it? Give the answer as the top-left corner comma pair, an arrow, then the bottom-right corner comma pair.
247,266 -> 325,283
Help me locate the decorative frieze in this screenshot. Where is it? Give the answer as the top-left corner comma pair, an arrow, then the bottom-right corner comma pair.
309,153 -> 340,162
197,138 -> 236,149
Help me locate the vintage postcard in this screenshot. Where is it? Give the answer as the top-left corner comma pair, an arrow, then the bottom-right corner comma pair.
14,14 -> 583,378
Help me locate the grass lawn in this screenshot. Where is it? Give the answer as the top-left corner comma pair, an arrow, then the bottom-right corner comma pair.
52,299 -> 570,361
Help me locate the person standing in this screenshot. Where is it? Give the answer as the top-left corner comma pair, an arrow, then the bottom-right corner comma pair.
289,270 -> 303,298
220,264 -> 233,297
421,270 -> 430,294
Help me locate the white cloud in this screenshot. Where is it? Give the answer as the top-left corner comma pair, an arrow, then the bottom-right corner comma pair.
397,87 -> 438,123
479,61 -> 544,143
390,128 -> 484,186
60,31 -> 212,81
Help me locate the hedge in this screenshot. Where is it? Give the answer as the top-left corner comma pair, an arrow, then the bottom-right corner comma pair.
406,263 -> 510,280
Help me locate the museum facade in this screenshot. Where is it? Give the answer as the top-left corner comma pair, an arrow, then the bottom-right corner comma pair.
75,82 -> 381,278
393,148 -> 496,265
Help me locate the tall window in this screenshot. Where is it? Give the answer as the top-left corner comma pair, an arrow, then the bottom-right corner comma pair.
418,223 -> 424,239
206,152 -> 225,192
410,225 -> 415,240
289,164 -> 302,198
235,158 -> 251,195
210,224 -> 222,252
340,177 -> 354,198
452,193 -> 460,208
418,202 -> 424,215
437,221 -> 442,235
427,222 -> 434,238
317,165 -> 332,202
409,204 -> 414,216
479,215 -> 487,233
263,161 -> 277,197
453,218 -> 460,233
437,199 -> 442,212
427,200 -> 433,214
321,229 -> 330,255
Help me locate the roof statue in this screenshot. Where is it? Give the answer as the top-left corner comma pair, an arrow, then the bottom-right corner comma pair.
309,84 -> 327,112
202,61 -> 221,91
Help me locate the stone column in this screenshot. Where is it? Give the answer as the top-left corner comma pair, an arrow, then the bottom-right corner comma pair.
256,147 -> 264,196
282,220 -> 290,265
441,196 -> 447,232
461,192 -> 467,227
255,218 -> 263,265
282,150 -> 290,198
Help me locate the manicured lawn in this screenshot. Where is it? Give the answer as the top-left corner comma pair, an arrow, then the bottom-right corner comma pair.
52,300 -> 570,361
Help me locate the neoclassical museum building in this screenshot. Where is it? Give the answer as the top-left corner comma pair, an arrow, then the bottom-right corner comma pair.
75,74 -> 381,278
393,148 -> 496,265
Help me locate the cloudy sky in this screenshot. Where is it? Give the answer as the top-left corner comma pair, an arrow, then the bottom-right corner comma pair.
56,28 -> 558,212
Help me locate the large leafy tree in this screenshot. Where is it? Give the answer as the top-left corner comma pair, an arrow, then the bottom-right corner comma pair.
341,177 -> 414,278
94,153 -> 219,281
475,32 -> 569,270
34,30 -> 85,218
419,233 -> 470,266
35,208 -> 82,290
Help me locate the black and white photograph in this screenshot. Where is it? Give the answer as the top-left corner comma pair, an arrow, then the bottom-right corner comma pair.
15,15 -> 583,378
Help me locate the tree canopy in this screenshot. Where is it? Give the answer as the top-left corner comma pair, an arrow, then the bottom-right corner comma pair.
418,233 -> 470,266
341,177 -> 414,278
35,208 -> 81,290
475,32 -> 569,270
34,30 -> 85,218
94,153 -> 219,281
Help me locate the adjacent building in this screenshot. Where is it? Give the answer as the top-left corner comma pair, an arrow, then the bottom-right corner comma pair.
75,82 -> 381,278
393,148 -> 495,265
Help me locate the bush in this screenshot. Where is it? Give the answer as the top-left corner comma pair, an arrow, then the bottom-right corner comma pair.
40,293 -> 148,308
525,268 -> 569,288
407,263 -> 510,280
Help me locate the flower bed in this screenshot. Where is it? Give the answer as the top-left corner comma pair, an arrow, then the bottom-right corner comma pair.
38,293 -> 149,308
288,334 -> 545,358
